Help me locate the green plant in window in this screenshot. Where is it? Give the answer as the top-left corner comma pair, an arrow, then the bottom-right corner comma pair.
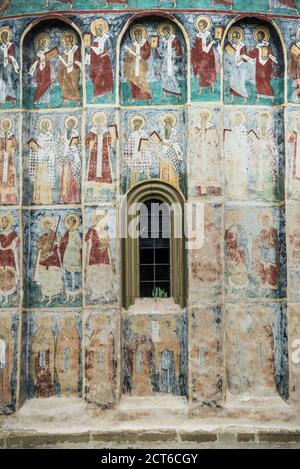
152,287 -> 168,299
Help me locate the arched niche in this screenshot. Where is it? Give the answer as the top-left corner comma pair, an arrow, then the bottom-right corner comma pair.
223,16 -> 285,106
119,15 -> 188,106
21,17 -> 83,110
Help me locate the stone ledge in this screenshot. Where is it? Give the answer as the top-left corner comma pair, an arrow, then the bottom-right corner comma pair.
1,430 -> 300,448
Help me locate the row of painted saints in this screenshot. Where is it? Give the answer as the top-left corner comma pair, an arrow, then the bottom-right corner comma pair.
32,209 -> 115,306
1,18 -> 300,106
25,112 -> 117,205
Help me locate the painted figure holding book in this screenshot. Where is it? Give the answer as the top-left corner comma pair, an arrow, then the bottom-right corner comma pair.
123,24 -> 151,104
29,32 -> 56,107
0,26 -> 19,106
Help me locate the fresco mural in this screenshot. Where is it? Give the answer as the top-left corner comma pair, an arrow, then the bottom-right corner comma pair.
23,22 -> 82,109
224,206 -> 286,300
84,310 -> 120,407
123,313 -> 187,397
23,209 -> 82,308
191,15 -> 222,103
85,109 -> 118,203
0,114 -> 19,204
188,106 -> 222,197
224,20 -> 284,106
226,302 -> 288,400
1,0 -> 300,15
288,304 -> 300,403
287,108 -> 300,200
287,206 -> 300,301
224,108 -> 284,202
188,203 -> 223,305
0,311 -> 18,413
23,311 -> 82,399
84,206 -> 118,305
189,306 -> 224,405
0,210 -> 20,308
120,20 -> 187,106
0,1 -> 297,412
23,111 -> 82,205
84,18 -> 115,105
0,25 -> 19,109
121,109 -> 186,193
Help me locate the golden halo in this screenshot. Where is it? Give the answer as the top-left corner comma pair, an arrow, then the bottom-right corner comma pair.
0,212 -> 14,230
199,108 -> 213,121
0,117 -> 12,132
160,112 -> 177,127
158,21 -> 175,38
60,30 -> 78,47
253,26 -> 270,43
64,115 -> 79,129
40,216 -> 56,231
130,24 -> 148,41
195,16 -> 212,33
258,210 -> 274,226
231,111 -> 246,125
0,26 -> 12,43
92,111 -> 108,127
258,110 -> 272,121
129,114 -> 145,130
228,26 -> 245,43
38,117 -> 53,132
64,213 -> 80,230
91,18 -> 109,36
34,32 -> 50,50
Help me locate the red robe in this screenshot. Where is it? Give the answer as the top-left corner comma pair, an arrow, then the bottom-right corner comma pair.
85,228 -> 110,266
0,231 -> 17,269
86,130 -> 112,183
277,0 -> 297,8
131,42 -> 151,100
90,39 -> 113,97
59,162 -> 79,204
255,227 -> 279,288
37,230 -> 61,269
213,0 -> 233,5
249,45 -> 275,98
192,35 -> 216,89
32,56 -> 52,103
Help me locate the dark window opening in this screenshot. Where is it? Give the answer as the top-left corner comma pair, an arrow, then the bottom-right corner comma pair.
139,199 -> 171,298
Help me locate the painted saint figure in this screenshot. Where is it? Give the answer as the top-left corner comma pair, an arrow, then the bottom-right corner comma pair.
0,26 -> 19,106
123,115 -> 151,189
269,0 -> 298,12
57,30 -> 81,103
192,108 -> 221,196
123,24 -> 151,104
85,209 -> 115,303
157,22 -> 183,102
29,33 -> 55,107
248,27 -> 278,102
0,117 -> 18,204
288,112 -> 300,197
224,26 -> 255,102
87,18 -> 113,101
60,214 -> 82,303
225,209 -> 250,289
250,111 -> 278,198
0,1 -> 10,16
28,117 -> 56,205
0,213 -> 18,305
288,27 -> 300,101
57,115 -> 81,204
224,111 -> 250,200
192,16 -> 218,95
86,112 -> 114,187
253,211 -> 279,290
151,113 -> 183,191
34,216 -> 62,305
210,0 -> 234,9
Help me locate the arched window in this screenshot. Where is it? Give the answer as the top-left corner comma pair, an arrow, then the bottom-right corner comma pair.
122,181 -> 186,309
